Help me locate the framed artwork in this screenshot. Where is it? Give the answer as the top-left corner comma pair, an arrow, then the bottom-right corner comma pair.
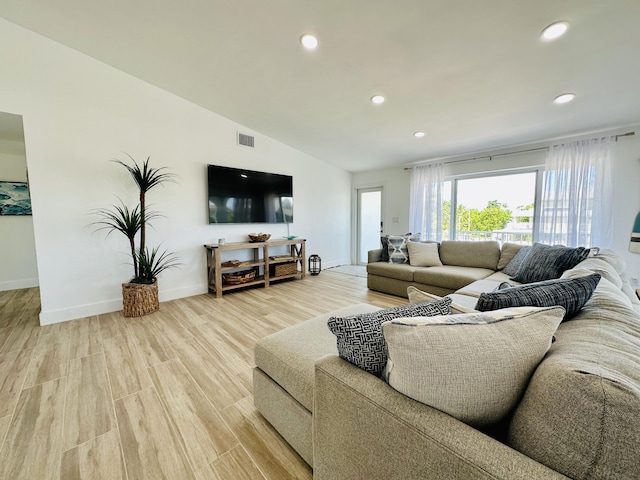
0,181 -> 32,215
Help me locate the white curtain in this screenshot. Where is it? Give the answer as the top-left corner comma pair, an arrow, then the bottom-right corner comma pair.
535,136 -> 613,247
409,163 -> 444,241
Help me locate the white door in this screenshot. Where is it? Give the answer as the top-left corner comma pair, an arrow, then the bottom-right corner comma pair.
357,187 -> 383,265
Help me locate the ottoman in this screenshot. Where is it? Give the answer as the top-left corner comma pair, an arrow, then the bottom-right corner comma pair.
253,303 -> 381,465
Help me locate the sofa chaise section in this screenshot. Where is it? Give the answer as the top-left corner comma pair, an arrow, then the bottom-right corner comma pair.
253,303 -> 381,466
313,355 -> 569,480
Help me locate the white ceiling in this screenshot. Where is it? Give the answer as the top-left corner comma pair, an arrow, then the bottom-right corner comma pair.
1,0 -> 639,172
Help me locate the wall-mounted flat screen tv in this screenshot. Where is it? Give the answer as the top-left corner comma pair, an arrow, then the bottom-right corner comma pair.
208,164 -> 293,224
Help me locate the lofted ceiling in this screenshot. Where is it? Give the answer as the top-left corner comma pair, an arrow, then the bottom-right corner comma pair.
1,0 -> 639,172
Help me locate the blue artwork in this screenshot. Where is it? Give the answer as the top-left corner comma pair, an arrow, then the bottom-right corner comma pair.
0,181 -> 32,215
631,211 -> 640,254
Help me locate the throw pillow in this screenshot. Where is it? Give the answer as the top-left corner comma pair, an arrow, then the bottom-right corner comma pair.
497,243 -> 526,270
407,241 -> 442,267
501,246 -> 531,276
382,306 -> 565,427
327,298 -> 451,376
475,273 -> 601,320
387,233 -> 421,264
380,235 -> 390,262
511,243 -> 590,283
407,286 -> 477,314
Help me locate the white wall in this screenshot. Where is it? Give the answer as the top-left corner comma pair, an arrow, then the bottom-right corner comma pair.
353,127 -> 640,281
0,18 -> 352,324
0,133 -> 39,291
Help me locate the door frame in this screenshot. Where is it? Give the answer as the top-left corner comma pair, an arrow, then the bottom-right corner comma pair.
353,185 -> 384,265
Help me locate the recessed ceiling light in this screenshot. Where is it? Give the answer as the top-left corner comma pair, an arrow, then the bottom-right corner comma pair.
370,95 -> 385,104
300,34 -> 318,50
553,93 -> 576,104
541,21 -> 569,41
413,131 -> 425,138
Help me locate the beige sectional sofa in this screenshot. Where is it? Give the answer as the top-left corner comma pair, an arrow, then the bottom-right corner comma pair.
253,245 -> 640,479
367,240 -> 505,298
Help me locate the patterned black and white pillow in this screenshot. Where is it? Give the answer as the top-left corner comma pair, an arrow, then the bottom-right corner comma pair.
387,233 -> 421,264
475,273 -> 601,320
327,298 -> 452,375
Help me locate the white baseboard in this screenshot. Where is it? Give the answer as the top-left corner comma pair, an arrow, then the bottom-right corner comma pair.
39,283 -> 209,326
0,278 -> 39,292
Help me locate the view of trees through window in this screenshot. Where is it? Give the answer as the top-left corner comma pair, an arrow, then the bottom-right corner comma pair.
441,171 -> 538,244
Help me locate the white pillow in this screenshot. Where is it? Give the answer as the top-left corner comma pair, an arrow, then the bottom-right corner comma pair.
407,241 -> 442,267
406,286 -> 477,314
382,306 -> 564,427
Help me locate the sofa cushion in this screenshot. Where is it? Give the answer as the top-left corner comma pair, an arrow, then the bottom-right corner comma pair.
439,240 -> 501,270
327,298 -> 451,376
475,273 -> 601,321
407,241 -> 442,267
497,242 -> 527,270
456,278 -> 508,298
572,256 -> 623,288
501,246 -> 531,276
387,233 -> 421,264
508,299 -> 640,480
595,248 -> 627,274
511,243 -> 589,283
383,306 -> 565,428
414,265 -> 495,291
406,287 -> 478,314
366,261 -> 417,282
254,303 -> 381,410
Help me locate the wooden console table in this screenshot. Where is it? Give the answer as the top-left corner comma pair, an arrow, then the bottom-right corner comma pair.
204,239 -> 306,297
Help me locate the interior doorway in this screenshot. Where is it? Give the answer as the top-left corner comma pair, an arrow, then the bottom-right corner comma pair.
356,187 -> 383,265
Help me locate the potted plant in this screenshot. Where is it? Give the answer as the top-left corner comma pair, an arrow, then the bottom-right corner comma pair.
91,154 -> 180,317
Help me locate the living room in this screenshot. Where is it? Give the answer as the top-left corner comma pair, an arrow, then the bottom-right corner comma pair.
0,2 -> 640,479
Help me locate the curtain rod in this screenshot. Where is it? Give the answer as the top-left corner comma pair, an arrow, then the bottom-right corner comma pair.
404,131 -> 635,170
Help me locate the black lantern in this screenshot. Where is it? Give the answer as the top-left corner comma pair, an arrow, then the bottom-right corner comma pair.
308,254 -> 321,275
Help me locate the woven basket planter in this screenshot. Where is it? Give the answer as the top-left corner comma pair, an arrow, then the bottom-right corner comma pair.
122,280 -> 159,317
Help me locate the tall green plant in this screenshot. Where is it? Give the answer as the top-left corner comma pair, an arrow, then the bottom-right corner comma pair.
91,154 -> 180,284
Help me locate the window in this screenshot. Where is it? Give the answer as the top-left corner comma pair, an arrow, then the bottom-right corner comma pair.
443,170 -> 539,244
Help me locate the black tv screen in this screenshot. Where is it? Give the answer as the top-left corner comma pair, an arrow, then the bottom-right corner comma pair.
207,165 -> 293,224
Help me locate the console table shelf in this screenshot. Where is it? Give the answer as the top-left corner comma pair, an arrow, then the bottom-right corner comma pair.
205,239 -> 306,297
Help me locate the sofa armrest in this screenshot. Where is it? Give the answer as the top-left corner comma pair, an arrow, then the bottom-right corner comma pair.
368,248 -> 383,263
313,356 -> 568,480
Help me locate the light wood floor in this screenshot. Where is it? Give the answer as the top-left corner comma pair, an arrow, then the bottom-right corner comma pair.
0,271 -> 406,480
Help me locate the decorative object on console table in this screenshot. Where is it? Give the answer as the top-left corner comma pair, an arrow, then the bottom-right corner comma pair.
309,254 -> 321,275
223,269 -> 256,285
249,232 -> 271,242
630,211 -> 640,253
90,154 -> 180,317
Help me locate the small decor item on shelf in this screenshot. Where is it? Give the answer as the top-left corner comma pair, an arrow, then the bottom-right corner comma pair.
221,260 -> 241,268
271,262 -> 297,277
223,269 -> 256,285
248,232 -> 271,242
309,254 -> 322,275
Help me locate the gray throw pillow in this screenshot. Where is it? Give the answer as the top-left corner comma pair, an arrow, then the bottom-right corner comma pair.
501,246 -> 531,276
476,273 -> 601,320
510,243 -> 590,283
327,298 -> 451,376
380,235 -> 390,262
